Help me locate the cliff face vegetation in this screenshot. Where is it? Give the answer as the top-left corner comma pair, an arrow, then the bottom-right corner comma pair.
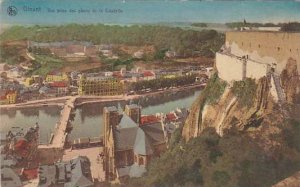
128,64 -> 300,187
182,74 -> 269,140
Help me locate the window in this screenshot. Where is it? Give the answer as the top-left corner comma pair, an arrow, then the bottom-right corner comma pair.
139,157 -> 144,165
277,47 -> 280,51
258,44 -> 261,48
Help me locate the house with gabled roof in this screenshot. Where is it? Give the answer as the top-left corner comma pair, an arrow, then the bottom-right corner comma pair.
37,156 -> 93,187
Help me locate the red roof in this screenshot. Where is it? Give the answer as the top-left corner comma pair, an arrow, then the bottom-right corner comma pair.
14,139 -> 28,151
143,71 -> 154,77
0,95 -> 6,100
141,115 -> 161,125
113,71 -> 123,78
166,113 -> 177,121
49,81 -> 68,88
22,168 -> 38,180
6,90 -> 16,95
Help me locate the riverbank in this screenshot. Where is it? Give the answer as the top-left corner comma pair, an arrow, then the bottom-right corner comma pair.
0,83 -> 205,110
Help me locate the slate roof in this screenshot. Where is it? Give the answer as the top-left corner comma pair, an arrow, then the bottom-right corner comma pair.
38,156 -> 93,187
133,128 -> 153,155
115,115 -> 164,153
1,167 -> 22,187
140,123 -> 165,145
118,114 -> 138,129
115,127 -> 138,151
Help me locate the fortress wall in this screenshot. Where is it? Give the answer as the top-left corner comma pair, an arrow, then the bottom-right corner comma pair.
226,31 -> 300,73
246,60 -> 269,80
216,52 -> 244,82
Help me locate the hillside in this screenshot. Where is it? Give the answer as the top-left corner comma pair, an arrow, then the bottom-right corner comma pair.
127,54 -> 300,187
0,24 -> 224,58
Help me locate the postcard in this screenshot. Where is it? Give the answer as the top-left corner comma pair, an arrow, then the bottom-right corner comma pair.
0,0 -> 300,186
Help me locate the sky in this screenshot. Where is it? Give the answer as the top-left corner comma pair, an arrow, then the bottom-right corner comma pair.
0,0 -> 300,25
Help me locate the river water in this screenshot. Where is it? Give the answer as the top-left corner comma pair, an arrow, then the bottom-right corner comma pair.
0,88 -> 201,144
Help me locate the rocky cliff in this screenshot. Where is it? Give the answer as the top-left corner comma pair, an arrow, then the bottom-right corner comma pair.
183,60 -> 300,142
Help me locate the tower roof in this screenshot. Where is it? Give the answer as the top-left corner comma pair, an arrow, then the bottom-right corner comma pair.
133,128 -> 153,155
118,114 -> 138,129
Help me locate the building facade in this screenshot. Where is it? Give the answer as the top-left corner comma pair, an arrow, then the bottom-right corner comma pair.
46,72 -> 69,82
78,76 -> 124,96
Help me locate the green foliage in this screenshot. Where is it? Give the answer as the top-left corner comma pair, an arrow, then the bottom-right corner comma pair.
130,127 -> 300,187
31,47 -> 52,55
232,78 -> 257,107
0,24 -> 224,58
281,22 -> 300,32
282,119 -> 300,151
131,75 -> 196,91
202,73 -> 227,105
104,58 -> 133,71
225,22 -> 278,29
27,55 -> 64,76
191,23 -> 208,27
212,171 -> 231,187
0,45 -> 22,65
168,127 -> 183,149
154,48 -> 168,60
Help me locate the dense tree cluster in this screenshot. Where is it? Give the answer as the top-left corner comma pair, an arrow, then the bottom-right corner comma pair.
281,22 -> 300,32
130,75 -> 196,91
129,120 -> 300,187
0,24 -> 224,58
191,23 -> 208,27
225,22 -> 279,28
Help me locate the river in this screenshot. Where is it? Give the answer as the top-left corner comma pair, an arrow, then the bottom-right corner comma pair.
0,88 -> 201,144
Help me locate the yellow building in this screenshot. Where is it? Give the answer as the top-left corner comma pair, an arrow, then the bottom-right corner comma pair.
6,91 -> 17,104
46,73 -> 69,82
78,76 -> 124,96
162,74 -> 177,79
25,77 -> 34,87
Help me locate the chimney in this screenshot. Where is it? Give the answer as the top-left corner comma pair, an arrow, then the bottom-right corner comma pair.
125,104 -> 141,124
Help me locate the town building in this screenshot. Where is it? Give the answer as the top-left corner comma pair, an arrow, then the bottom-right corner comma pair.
5,125 -> 39,164
6,90 -> 17,104
78,75 -> 124,96
25,75 -> 43,87
46,72 -> 69,82
0,90 -> 18,104
49,81 -> 69,96
103,105 -> 166,181
1,167 -> 22,187
38,156 -> 93,187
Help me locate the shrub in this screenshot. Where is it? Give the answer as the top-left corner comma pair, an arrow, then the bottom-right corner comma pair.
232,78 -> 257,107
203,73 -> 227,105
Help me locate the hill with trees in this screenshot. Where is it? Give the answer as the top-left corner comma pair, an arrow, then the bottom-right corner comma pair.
0,24 -> 224,58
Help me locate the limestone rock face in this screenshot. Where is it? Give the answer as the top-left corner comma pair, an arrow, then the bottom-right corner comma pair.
182,75 -> 290,141
281,58 -> 300,104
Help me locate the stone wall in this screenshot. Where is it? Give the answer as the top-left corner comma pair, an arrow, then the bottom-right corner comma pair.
246,59 -> 270,80
216,52 -> 244,82
226,31 -> 300,74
